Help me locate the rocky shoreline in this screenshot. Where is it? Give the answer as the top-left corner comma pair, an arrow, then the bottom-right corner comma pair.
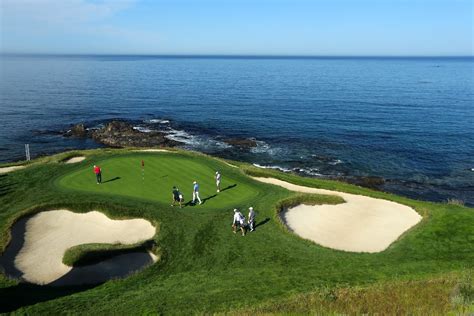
61,120 -> 392,193
64,120 -> 182,148
64,120 -> 262,151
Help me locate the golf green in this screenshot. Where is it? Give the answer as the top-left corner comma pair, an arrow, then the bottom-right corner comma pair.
58,152 -> 259,209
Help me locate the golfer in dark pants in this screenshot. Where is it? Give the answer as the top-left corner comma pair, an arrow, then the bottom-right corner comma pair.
171,186 -> 183,208
94,165 -> 102,184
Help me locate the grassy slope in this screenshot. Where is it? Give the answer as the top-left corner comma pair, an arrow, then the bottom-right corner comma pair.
0,148 -> 472,314
230,272 -> 474,315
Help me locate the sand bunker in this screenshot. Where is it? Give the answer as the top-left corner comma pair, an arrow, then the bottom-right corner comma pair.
252,177 -> 422,253
0,210 -> 156,285
64,156 -> 86,164
0,166 -> 26,174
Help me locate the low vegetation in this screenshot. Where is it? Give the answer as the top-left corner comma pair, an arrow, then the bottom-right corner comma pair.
447,198 -> 465,206
0,148 -> 472,314
62,240 -> 158,267
231,272 -> 474,315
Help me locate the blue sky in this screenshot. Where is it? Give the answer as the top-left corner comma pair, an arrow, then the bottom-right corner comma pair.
1,0 -> 472,55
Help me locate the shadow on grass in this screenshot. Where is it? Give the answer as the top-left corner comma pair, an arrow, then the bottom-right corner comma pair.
0,173 -> 15,197
0,183 -> 14,197
0,217 -> 28,279
0,283 -> 98,313
184,184 -> 237,206
185,199 -> 208,206
0,215 -> 100,313
255,217 -> 271,228
102,176 -> 121,184
201,194 -> 217,204
220,184 -> 237,192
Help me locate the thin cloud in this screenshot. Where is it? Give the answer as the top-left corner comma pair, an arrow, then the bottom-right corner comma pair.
1,0 -> 141,53
1,0 -> 136,25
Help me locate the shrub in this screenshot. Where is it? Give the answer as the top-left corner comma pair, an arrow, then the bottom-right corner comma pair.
447,198 -> 465,206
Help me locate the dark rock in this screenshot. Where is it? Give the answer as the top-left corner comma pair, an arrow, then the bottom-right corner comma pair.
91,120 -> 181,148
349,176 -> 386,189
224,138 -> 258,149
65,123 -> 88,138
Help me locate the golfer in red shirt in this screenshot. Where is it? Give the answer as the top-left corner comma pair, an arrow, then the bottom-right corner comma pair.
93,165 -> 102,184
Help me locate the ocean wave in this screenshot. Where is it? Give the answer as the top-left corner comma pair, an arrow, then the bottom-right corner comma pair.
146,119 -> 170,124
164,129 -> 197,145
252,163 -> 292,173
311,154 -> 343,166
164,128 -> 231,150
88,123 -> 104,131
328,159 -> 343,165
250,140 -> 287,156
253,163 -> 325,177
298,167 -> 324,177
133,126 -> 154,133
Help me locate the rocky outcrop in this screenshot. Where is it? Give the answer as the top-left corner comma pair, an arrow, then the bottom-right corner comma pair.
223,138 -> 258,149
65,123 -> 87,137
65,121 -> 181,148
348,176 -> 386,189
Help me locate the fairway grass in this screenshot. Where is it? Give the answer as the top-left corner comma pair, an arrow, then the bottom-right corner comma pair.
0,148 -> 472,314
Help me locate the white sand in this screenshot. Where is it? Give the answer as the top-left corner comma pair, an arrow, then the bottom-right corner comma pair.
13,210 -> 156,285
64,156 -> 86,164
252,177 -> 422,253
0,166 -> 26,174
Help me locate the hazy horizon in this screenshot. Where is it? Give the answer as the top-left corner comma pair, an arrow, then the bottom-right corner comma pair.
1,53 -> 473,58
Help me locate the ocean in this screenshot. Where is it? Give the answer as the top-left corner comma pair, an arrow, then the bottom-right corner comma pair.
0,55 -> 473,205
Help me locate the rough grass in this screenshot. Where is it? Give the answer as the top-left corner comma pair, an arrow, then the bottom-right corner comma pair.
276,193 -> 344,209
0,148 -> 472,314
447,198 -> 465,206
62,240 -> 158,267
229,272 -> 474,315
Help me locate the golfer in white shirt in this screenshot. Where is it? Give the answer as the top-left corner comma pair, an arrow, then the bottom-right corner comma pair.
248,207 -> 256,232
192,181 -> 202,205
232,209 -> 246,236
215,171 -> 221,192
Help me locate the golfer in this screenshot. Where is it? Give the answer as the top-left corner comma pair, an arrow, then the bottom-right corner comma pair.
215,171 -> 221,192
192,181 -> 202,205
171,186 -> 183,208
248,207 -> 256,232
93,165 -> 102,184
232,209 -> 246,236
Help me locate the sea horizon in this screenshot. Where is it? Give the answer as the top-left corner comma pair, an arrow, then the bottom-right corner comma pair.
2,53 -> 473,59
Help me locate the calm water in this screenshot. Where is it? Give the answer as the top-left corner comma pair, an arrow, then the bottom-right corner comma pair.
0,55 -> 473,205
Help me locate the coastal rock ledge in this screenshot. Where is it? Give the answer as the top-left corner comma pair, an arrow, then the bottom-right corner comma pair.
65,121 -> 182,148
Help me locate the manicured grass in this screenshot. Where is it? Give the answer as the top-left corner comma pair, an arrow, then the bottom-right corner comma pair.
58,153 -> 258,209
0,148 -> 472,314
